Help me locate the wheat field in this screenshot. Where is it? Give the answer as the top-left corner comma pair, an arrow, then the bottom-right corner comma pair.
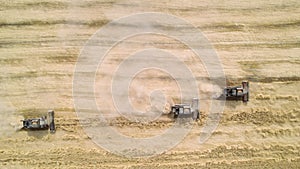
0,0 -> 299,168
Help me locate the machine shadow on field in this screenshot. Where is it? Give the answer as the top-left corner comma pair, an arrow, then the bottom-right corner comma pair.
224,100 -> 246,109
26,130 -> 49,139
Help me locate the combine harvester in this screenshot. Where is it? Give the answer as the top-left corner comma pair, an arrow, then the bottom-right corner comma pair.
21,110 -> 56,133
220,81 -> 249,102
170,98 -> 200,120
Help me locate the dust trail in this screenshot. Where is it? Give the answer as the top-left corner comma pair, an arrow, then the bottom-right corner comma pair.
0,98 -> 17,138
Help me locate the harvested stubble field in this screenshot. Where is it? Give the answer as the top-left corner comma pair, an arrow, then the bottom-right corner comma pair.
0,0 -> 299,168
